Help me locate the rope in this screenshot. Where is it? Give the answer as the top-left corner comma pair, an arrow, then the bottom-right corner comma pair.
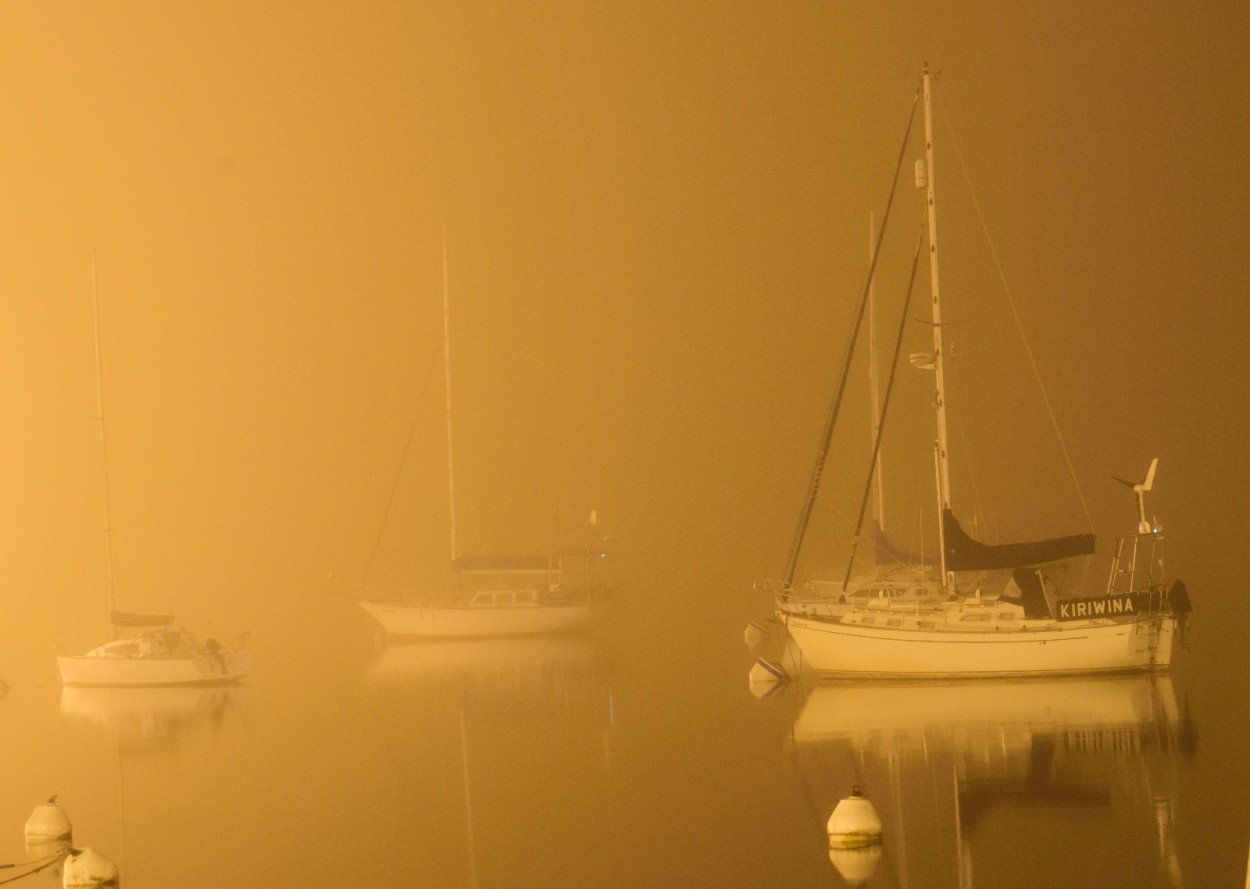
0,852 -> 67,885
841,211 -> 928,590
941,109 -> 1094,531
783,85 -> 922,585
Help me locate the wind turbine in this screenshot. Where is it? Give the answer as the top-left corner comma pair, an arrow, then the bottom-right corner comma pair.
1114,458 -> 1158,535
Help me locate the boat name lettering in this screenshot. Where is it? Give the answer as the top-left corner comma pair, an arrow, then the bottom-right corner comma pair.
1057,593 -> 1152,621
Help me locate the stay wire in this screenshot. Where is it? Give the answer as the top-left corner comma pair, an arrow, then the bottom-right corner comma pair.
940,107 -> 1093,531
841,210 -> 928,591
783,85 -> 922,585
363,345 -> 442,593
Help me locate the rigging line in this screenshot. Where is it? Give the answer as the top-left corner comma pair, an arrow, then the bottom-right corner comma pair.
362,345 -> 442,594
842,211 -> 928,591
940,109 -> 1094,531
783,86 -> 922,586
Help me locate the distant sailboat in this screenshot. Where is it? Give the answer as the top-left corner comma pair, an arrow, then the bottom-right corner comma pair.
768,67 -> 1186,678
57,258 -> 251,687
358,234 -> 604,639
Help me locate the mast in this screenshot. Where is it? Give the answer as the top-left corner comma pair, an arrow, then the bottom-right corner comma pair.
91,250 -> 117,619
867,212 -> 886,529
920,65 -> 954,589
442,225 -> 460,561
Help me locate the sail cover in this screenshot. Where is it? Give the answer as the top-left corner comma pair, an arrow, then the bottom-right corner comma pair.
110,611 -> 175,627
942,509 -> 1095,571
453,555 -> 555,573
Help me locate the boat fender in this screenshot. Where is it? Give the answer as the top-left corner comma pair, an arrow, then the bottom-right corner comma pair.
748,658 -> 788,685
827,786 -> 883,849
743,621 -> 768,652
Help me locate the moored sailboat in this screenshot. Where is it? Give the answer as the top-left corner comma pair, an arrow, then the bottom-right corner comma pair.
769,68 -> 1186,678
357,234 -> 604,640
57,259 -> 251,688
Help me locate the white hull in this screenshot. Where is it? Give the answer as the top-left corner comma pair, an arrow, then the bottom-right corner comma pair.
58,648 -> 252,687
782,612 -> 1175,678
359,599 -> 595,639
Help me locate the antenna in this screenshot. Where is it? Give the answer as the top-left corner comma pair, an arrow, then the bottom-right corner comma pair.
1114,457 -> 1158,534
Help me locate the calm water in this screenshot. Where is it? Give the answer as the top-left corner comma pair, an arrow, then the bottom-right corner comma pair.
1,553 -> 1245,889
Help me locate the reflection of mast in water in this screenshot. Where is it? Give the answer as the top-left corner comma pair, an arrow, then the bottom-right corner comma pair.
365,633 -> 616,887
786,675 -> 1191,888
58,683 -> 254,881
459,702 -> 478,889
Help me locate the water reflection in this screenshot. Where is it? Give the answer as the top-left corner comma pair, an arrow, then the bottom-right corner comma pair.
368,635 -> 603,695
59,684 -> 252,752
362,635 -> 616,888
787,675 -> 1192,888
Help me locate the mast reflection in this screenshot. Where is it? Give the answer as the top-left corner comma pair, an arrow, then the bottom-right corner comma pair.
362,635 -> 616,889
787,675 -> 1192,888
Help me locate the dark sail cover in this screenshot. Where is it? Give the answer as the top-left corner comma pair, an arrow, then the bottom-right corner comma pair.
110,611 -> 175,627
942,509 -> 1095,571
453,555 -> 555,573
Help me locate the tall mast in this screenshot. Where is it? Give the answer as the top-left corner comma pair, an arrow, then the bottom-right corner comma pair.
921,65 -> 954,588
441,225 -> 460,561
91,250 -> 117,617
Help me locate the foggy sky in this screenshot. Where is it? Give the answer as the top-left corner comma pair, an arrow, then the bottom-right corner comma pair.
0,2 -> 1246,653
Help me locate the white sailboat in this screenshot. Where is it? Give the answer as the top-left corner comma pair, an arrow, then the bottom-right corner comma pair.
57,261 -> 251,687
771,68 -> 1188,678
357,234 -> 602,640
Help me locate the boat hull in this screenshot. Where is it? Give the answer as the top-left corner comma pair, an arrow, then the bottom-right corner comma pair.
358,599 -> 595,639
57,649 -> 252,687
782,613 -> 1175,678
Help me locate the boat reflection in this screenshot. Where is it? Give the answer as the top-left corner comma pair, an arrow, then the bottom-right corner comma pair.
369,633 -> 599,685
59,683 -> 252,751
789,675 -> 1192,888
362,634 -> 616,888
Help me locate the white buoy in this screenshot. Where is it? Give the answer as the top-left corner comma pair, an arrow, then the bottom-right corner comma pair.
63,847 -> 118,887
25,797 -> 72,842
829,844 -> 883,886
827,785 -> 883,849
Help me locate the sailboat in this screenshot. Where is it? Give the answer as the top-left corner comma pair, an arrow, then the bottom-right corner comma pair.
770,68 -> 1187,678
57,261 -> 251,687
357,236 -> 603,640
